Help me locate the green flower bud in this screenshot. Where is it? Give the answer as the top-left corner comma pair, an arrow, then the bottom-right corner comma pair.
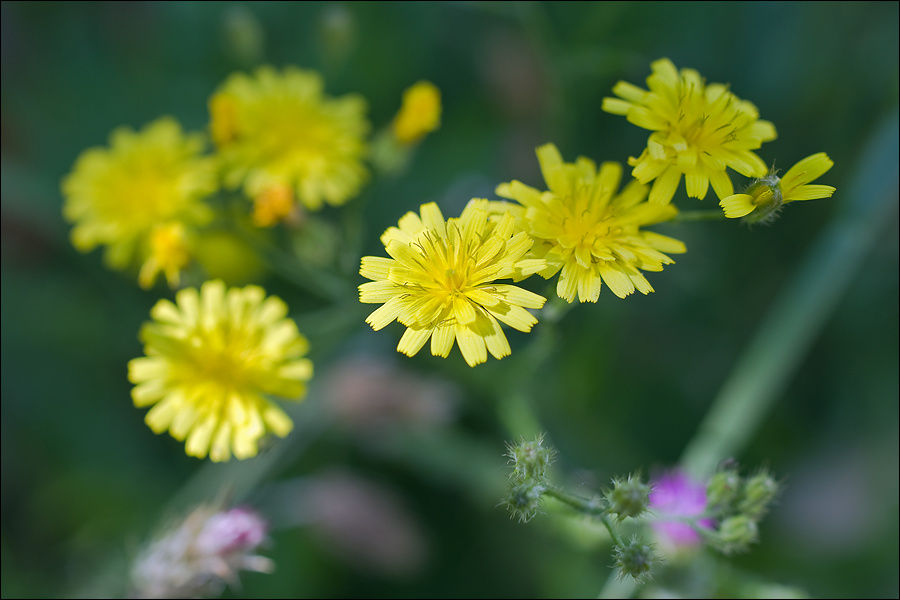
614,537 -> 658,582
503,481 -> 545,523
706,469 -> 741,516
506,434 -> 555,485
605,475 -> 650,521
715,515 -> 759,554
738,472 -> 779,520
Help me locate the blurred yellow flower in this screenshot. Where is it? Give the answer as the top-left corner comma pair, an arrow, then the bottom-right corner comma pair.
128,280 -> 313,462
138,223 -> 191,290
496,144 -> 686,303
359,201 -> 546,367
602,58 -> 776,205
392,81 -> 441,145
720,153 -> 835,221
62,117 -> 215,284
209,66 -> 369,211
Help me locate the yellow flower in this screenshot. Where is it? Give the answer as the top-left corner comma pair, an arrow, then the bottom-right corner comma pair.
138,222 -> 191,289
62,117 -> 215,282
602,58 -> 777,205
358,201 -> 546,367
720,153 -> 836,221
209,66 -> 369,211
496,144 -> 686,303
128,280 -> 313,462
392,81 -> 442,145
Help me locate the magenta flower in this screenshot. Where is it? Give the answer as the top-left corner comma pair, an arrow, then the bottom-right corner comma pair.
649,470 -> 714,547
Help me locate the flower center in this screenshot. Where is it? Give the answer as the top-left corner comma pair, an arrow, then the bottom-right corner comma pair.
186,334 -> 255,395
559,210 -> 618,256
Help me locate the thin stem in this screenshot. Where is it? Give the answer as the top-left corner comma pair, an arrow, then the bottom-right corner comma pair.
544,486 -> 625,546
671,209 -> 727,222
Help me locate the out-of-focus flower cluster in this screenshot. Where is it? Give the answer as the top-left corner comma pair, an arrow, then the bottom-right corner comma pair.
62,64 -> 442,461
62,67 -> 440,290
131,505 -> 271,599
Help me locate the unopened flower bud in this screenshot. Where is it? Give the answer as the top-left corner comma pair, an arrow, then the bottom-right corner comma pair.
605,475 -> 650,521
506,434 -> 555,485
503,481 -> 545,523
715,515 -> 759,554
738,472 -> 779,520
614,537 -> 658,582
706,469 -> 741,516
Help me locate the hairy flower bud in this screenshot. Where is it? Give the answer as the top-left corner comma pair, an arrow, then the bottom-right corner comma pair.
503,481 -> 545,523
738,472 -> 779,520
715,515 -> 759,554
614,537 -> 658,582
605,475 -> 651,521
706,469 -> 741,516
506,434 -> 556,485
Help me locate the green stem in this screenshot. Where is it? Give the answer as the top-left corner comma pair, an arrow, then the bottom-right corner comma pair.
671,209 -> 727,222
544,486 -> 624,545
496,290 -> 569,438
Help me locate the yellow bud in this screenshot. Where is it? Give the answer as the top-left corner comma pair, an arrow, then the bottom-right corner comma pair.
392,81 -> 441,145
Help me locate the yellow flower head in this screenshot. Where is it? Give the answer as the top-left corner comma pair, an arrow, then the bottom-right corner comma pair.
209,66 -> 369,211
496,144 -> 687,303
720,153 -> 836,222
128,280 -> 313,462
138,222 -> 191,290
392,81 -> 442,145
359,201 -> 546,367
62,117 -> 215,282
602,58 -> 777,205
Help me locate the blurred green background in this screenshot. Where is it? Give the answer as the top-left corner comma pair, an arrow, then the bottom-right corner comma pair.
2,2 -> 897,598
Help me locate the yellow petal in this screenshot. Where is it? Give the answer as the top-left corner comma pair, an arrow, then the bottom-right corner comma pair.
601,97 -> 632,115
781,153 -> 833,192
455,324 -> 487,367
709,169 -> 735,200
784,184 -> 836,202
397,327 -> 431,357
430,324 -> 455,357
649,166 -> 681,205
719,194 -> 757,218
598,263 -> 635,298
